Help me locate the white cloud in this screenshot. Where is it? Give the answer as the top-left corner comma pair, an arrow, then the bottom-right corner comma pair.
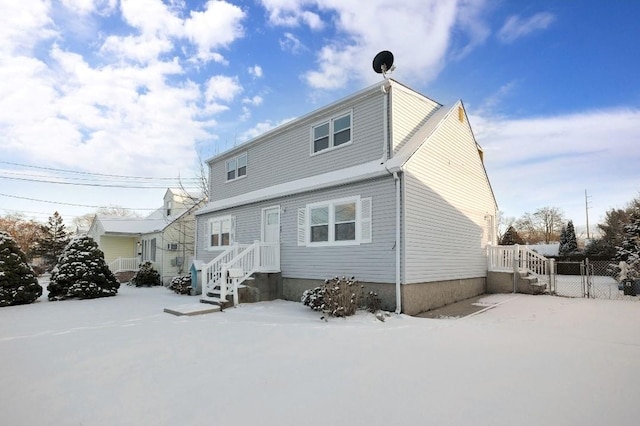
205,75 -> 243,103
248,65 -> 263,78
61,0 -> 117,15
498,12 -> 556,44
472,109 -> 640,225
242,95 -> 264,106
183,0 -> 245,63
260,0 -> 324,30
279,32 -> 306,54
0,0 -> 57,54
239,117 -> 296,142
263,0 -> 480,90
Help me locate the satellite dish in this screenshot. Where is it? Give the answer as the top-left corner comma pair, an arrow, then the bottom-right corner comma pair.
372,50 -> 395,76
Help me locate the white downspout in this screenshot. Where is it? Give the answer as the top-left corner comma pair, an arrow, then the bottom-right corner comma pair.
393,171 -> 401,314
381,81 -> 390,162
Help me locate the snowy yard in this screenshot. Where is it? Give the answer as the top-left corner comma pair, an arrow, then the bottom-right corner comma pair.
1,279 -> 639,426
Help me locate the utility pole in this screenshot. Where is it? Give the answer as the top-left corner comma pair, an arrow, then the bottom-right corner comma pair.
585,189 -> 591,240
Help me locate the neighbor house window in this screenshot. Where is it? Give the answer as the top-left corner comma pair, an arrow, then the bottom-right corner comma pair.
208,216 -> 233,249
312,112 -> 352,154
226,152 -> 247,181
141,238 -> 157,261
165,200 -> 172,216
298,196 -> 371,246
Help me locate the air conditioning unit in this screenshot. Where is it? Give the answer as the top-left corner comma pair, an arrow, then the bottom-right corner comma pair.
171,257 -> 184,267
167,243 -> 178,251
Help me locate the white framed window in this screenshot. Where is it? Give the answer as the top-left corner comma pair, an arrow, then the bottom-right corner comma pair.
207,216 -> 234,249
311,111 -> 352,154
165,200 -> 172,216
226,152 -> 247,181
141,237 -> 157,261
298,196 -> 372,246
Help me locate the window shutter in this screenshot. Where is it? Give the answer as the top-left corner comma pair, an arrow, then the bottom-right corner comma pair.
205,220 -> 211,248
297,208 -> 307,246
360,197 -> 372,243
230,216 -> 236,244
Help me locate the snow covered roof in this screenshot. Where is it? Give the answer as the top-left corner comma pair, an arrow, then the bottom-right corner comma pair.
96,215 -> 169,235
528,243 -> 560,256
197,160 -> 389,215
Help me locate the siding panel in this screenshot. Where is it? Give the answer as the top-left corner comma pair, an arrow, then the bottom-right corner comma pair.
197,177 -> 397,283
391,85 -> 440,154
403,104 -> 496,284
208,91 -> 385,202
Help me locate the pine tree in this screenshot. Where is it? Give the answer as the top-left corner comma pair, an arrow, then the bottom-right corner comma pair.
48,235 -> 119,300
558,225 -> 568,254
36,211 -> 70,269
499,226 -> 524,245
0,231 -> 43,306
615,208 -> 640,279
565,221 -> 578,253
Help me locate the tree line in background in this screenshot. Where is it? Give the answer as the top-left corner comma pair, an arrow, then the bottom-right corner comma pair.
498,197 -> 640,270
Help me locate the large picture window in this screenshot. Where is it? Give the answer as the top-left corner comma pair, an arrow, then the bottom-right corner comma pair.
207,216 -> 233,249
298,197 -> 371,246
226,152 -> 247,181
311,112 -> 352,154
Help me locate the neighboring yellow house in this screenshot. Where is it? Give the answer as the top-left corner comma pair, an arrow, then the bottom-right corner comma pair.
88,189 -> 205,285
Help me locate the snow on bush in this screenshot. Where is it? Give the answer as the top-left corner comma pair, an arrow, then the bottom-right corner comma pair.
0,231 -> 43,307
130,261 -> 162,287
48,235 -> 119,301
168,274 -> 192,295
302,276 -> 382,318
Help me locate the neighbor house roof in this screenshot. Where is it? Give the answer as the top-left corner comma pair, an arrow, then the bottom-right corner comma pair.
96,215 -> 169,235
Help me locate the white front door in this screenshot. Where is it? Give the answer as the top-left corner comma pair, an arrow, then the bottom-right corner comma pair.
262,207 -> 280,243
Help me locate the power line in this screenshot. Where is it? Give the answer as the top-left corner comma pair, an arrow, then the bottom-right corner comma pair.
0,193 -> 158,210
0,160 -> 200,181
0,175 -> 199,189
0,169 -> 200,184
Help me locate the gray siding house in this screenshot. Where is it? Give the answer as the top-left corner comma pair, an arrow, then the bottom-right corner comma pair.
194,79 -> 497,315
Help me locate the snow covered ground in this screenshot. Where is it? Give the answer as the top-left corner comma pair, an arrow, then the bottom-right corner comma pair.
1,278 -> 639,426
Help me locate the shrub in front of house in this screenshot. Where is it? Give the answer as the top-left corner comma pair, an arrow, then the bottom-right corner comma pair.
48,235 -> 119,301
131,261 -> 162,287
0,231 -> 43,307
302,276 -> 382,318
169,274 -> 192,295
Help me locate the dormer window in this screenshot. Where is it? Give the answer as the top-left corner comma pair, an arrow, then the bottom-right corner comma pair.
165,200 -> 172,216
312,112 -> 352,154
226,152 -> 247,181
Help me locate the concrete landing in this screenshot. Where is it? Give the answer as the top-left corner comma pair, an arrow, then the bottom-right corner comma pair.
164,303 -> 221,316
415,295 -> 506,319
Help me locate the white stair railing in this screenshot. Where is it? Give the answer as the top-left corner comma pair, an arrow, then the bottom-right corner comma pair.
201,241 -> 281,306
487,244 -> 555,289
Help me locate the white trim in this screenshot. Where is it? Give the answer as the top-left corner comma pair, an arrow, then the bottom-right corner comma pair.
310,110 -> 353,156
226,152 -> 248,182
197,160 -> 387,216
301,196 -> 368,247
261,205 -> 281,243
206,215 -> 234,250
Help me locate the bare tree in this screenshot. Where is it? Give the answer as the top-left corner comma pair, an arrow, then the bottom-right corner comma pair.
73,205 -> 140,231
534,206 -> 565,243
0,213 -> 44,260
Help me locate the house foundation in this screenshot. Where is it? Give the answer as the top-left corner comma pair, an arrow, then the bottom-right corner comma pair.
282,277 -> 486,315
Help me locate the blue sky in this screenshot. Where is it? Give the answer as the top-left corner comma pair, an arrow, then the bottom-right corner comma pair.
1,0 -> 639,237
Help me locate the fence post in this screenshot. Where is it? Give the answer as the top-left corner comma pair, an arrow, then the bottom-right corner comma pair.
513,244 -> 520,293
548,258 -> 555,294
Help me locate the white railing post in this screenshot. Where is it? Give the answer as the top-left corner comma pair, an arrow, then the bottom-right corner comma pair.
254,240 -> 261,269
513,244 -> 520,293
233,277 -> 239,306
220,264 -> 228,300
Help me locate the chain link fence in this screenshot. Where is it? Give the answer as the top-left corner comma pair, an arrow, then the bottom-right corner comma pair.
553,259 -> 639,300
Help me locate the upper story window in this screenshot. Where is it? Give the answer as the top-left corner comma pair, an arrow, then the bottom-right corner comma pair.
312,112 -> 352,154
165,200 -> 172,216
226,152 -> 247,181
